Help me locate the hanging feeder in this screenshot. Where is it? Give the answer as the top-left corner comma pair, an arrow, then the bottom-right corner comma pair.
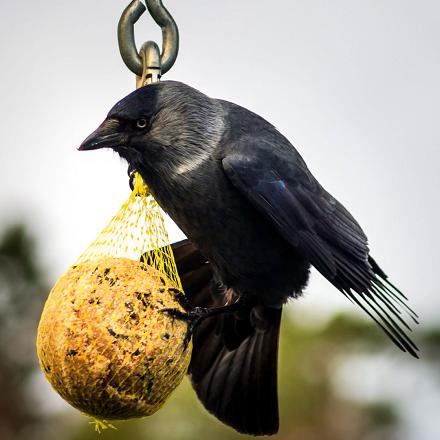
36,0 -> 190,426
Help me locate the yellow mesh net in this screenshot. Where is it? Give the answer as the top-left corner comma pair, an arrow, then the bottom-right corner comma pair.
37,173 -> 191,423
76,173 -> 182,290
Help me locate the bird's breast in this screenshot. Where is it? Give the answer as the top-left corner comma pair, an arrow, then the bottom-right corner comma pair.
141,162 -> 310,305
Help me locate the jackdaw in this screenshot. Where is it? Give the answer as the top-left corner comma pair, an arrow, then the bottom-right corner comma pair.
79,81 -> 419,436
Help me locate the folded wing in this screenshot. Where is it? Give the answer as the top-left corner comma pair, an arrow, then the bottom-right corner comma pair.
223,149 -> 419,357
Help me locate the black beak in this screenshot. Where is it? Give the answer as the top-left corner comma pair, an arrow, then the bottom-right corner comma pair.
78,118 -> 125,151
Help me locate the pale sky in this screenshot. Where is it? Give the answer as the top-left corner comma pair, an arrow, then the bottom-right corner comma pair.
0,1 -> 439,323
1,2 -> 440,438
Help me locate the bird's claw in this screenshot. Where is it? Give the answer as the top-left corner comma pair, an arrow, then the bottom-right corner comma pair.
160,307 -> 209,349
161,302 -> 245,350
161,307 -> 209,322
127,164 -> 137,191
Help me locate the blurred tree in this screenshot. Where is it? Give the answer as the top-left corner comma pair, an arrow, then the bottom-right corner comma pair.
0,223 -> 438,440
0,225 -> 49,440
69,314 -> 403,440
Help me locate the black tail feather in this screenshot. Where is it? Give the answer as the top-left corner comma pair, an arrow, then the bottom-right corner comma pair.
333,254 -> 420,358
172,239 -> 281,435
190,307 -> 281,436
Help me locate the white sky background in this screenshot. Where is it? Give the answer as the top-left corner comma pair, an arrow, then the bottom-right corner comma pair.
0,0 -> 439,324
1,1 -> 440,438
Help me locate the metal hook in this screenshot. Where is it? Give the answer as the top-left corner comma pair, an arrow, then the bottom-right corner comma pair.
118,0 -> 179,77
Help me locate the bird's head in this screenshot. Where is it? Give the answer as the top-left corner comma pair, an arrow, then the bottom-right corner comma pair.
79,81 -> 224,183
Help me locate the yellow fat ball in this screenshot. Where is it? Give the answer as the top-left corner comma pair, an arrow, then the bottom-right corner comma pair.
36,257 -> 191,420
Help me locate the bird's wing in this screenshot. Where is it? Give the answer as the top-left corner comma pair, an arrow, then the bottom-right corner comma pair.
172,240 -> 281,435
170,239 -> 214,308
222,148 -> 419,357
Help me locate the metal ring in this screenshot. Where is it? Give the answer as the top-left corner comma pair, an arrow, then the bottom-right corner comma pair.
118,0 -> 179,76
137,41 -> 162,87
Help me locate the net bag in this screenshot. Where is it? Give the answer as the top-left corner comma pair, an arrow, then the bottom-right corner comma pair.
36,174 -> 191,422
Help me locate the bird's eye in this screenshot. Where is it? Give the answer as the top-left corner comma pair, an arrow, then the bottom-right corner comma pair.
136,118 -> 148,129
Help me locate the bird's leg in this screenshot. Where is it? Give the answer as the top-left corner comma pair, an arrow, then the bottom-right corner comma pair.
127,163 -> 138,190
161,300 -> 246,349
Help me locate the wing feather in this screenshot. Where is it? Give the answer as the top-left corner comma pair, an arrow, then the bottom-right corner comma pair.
172,240 -> 281,435
223,152 -> 419,357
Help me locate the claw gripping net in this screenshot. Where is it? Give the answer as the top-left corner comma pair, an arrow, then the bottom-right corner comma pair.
37,173 -> 191,422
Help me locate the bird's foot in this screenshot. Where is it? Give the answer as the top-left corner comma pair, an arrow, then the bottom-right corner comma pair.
160,307 -> 208,349
161,301 -> 245,349
127,164 -> 138,190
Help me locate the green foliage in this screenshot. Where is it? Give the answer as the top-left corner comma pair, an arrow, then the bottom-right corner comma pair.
0,223 -> 438,440
0,225 -> 49,440
69,312 -> 400,440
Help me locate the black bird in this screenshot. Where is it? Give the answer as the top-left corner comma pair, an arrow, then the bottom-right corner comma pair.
79,81 -> 419,436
